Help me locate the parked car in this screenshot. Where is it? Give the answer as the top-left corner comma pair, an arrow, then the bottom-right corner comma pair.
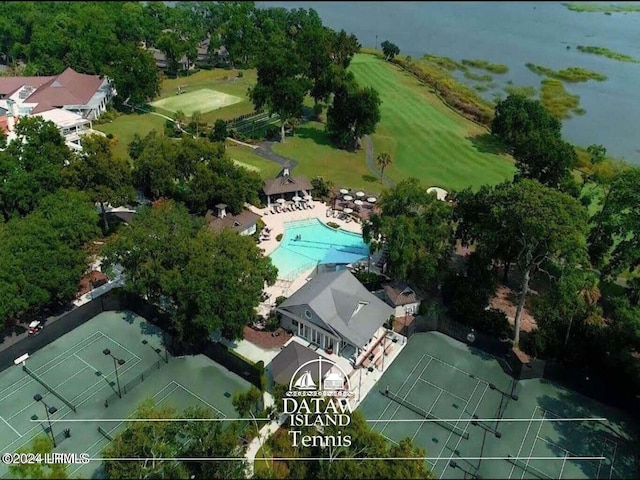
28,321 -> 44,335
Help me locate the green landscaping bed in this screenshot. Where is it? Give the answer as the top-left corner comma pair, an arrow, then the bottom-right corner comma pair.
349,54 -> 515,191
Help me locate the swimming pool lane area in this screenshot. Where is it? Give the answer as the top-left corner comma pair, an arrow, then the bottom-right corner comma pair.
268,219 -> 370,280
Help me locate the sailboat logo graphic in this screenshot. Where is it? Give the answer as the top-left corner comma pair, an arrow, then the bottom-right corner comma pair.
293,370 -> 317,390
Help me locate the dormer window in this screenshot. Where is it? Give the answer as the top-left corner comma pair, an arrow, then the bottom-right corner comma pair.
352,301 -> 369,318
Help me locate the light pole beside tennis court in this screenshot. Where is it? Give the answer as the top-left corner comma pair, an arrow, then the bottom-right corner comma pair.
103,349 -> 125,398
33,394 -> 58,447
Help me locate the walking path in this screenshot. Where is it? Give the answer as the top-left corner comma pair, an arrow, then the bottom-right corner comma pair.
253,141 -> 298,170
227,137 -> 259,149
364,134 -> 396,188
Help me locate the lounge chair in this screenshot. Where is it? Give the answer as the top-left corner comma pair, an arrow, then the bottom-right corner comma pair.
346,216 -> 352,223
326,209 -> 332,217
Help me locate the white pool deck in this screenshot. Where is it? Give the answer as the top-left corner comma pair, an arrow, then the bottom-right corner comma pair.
248,200 -> 365,304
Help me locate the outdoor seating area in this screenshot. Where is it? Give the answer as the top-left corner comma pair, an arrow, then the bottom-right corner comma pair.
258,226 -> 272,242
268,197 -> 316,215
329,188 -> 379,223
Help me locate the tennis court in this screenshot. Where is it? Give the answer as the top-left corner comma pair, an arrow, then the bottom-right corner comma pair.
358,332 -> 640,479
0,311 -> 254,479
150,88 -> 242,115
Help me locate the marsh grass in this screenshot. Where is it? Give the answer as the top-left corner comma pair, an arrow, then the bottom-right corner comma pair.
577,45 -> 639,63
464,71 -> 494,82
540,78 -> 582,119
563,3 -> 640,13
461,59 -> 509,74
504,85 -> 537,97
526,63 -> 607,82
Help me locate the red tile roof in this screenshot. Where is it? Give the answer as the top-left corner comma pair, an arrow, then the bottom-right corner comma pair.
26,68 -> 104,114
0,75 -> 55,96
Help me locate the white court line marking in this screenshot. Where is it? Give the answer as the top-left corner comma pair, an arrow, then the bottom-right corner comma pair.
508,406 -> 539,479
154,383 -> 181,405
173,381 -> 226,419
425,353 -> 492,386
559,454 -> 568,479
418,377 -> 468,403
373,354 -> 427,430
1,357 -> 143,455
97,330 -> 142,361
522,410 -> 546,479
608,442 -> 617,480
0,333 -> 104,402
436,381 -> 484,479
411,390 -> 443,442
69,358 -> 142,405
6,366 -> 91,421
0,415 -> 22,437
69,381 -> 181,478
380,358 -> 433,437
74,353 -> 101,373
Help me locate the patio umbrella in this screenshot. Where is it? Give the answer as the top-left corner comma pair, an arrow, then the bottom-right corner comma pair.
292,195 -> 302,203
339,188 -> 349,195
343,195 -> 353,201
343,208 -> 353,214
355,191 -> 365,198
367,197 -> 377,203
276,198 -> 285,204
354,199 -> 364,207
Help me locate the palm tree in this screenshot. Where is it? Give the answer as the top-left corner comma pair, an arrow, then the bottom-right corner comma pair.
564,275 -> 601,349
191,110 -> 202,137
376,152 -> 392,182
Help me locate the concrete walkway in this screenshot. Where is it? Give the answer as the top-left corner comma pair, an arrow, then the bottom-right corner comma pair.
254,141 -> 298,169
227,137 -> 259,149
364,134 -> 396,189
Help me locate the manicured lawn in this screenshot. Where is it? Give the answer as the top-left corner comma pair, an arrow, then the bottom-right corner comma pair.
157,68 -> 257,122
94,112 -> 166,160
272,121 -> 385,195
150,88 -> 242,116
349,54 -> 516,191
225,142 -> 282,179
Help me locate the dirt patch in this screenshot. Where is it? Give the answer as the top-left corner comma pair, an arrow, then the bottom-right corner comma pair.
77,270 -> 108,297
243,325 -> 292,350
490,285 -> 538,332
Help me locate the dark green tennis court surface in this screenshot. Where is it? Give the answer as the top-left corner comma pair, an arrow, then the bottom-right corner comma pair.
0,311 -> 253,479
358,332 -> 640,479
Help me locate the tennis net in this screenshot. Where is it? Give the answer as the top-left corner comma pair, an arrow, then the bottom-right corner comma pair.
381,389 -> 469,439
23,365 -> 77,412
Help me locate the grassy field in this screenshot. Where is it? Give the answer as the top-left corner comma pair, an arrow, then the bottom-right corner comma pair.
271,121 -> 384,194
150,88 -> 242,116
225,142 -> 282,179
94,112 -> 166,160
349,54 -> 515,191
157,68 -> 257,122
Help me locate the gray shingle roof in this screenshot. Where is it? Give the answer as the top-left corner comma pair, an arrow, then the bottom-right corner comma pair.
268,341 -> 331,385
278,270 -> 393,348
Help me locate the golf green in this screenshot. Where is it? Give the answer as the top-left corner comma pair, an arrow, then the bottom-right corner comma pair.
349,54 -> 515,191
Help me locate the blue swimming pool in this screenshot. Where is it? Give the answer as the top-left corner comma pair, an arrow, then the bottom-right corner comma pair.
269,219 -> 370,280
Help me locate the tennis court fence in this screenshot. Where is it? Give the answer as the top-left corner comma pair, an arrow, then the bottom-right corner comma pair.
104,359 -> 164,407
381,388 -> 470,440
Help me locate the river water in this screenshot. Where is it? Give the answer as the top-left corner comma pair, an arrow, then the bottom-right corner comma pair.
257,1 -> 640,163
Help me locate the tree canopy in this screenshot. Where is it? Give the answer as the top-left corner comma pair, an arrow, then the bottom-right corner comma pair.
101,200 -> 277,343
491,95 -> 562,150
326,71 -> 382,150
364,178 -> 454,290
381,40 -> 400,60
453,179 -> 589,346
102,400 -> 247,480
